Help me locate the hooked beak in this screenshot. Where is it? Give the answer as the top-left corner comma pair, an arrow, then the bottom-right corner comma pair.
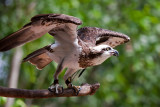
110,50 -> 119,56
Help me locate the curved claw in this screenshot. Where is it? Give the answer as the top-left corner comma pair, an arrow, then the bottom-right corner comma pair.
48,84 -> 63,94
72,85 -> 81,95
67,83 -> 81,95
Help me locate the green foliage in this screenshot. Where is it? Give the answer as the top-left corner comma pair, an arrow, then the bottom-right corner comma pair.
13,99 -> 27,107
0,0 -> 160,107
0,97 -> 7,106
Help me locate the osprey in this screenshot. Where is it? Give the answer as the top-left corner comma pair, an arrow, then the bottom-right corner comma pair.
0,14 -> 130,95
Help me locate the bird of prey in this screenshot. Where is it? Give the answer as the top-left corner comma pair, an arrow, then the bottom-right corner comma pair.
0,14 -> 130,94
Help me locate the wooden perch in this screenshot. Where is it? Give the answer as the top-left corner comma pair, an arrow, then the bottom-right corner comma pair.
0,83 -> 100,98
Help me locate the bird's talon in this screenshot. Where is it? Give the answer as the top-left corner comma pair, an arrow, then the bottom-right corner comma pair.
48,84 -> 63,94
67,83 -> 81,95
73,86 -> 81,95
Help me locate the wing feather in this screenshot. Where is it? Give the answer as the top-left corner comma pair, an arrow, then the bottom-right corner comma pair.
78,27 -> 130,48
0,14 -> 82,51
23,45 -> 52,70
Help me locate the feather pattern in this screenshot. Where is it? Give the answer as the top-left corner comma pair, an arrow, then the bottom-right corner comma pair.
0,14 -> 82,51
77,27 -> 130,48
23,45 -> 52,70
0,14 -> 130,72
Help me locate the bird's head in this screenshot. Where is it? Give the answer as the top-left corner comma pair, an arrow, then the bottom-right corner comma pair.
89,44 -> 119,65
93,45 -> 119,58
101,45 -> 119,57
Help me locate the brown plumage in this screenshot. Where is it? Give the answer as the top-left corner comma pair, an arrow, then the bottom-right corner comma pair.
0,14 -> 82,51
23,45 -> 52,70
0,13 -> 130,94
78,27 -> 130,48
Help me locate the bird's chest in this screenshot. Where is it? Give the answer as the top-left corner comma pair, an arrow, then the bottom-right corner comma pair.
63,48 -> 82,69
78,51 -> 104,68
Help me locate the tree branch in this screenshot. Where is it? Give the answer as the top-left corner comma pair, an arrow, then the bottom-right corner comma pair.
0,83 -> 100,98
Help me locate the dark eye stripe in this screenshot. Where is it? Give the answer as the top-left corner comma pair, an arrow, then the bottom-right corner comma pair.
102,48 -> 106,51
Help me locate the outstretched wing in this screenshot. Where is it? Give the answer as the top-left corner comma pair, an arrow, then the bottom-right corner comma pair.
23,45 -> 53,70
0,14 -> 82,51
77,27 -> 130,48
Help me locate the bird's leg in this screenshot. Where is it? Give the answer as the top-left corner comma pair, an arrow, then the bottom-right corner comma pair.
48,59 -> 64,94
65,77 -> 81,95
48,79 -> 63,94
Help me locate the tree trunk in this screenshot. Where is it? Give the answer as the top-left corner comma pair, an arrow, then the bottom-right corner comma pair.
5,47 -> 23,107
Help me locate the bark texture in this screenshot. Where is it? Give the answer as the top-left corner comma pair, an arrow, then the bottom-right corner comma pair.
0,83 -> 100,98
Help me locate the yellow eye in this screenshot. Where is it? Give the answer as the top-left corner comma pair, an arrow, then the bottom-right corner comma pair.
106,47 -> 111,51
102,47 -> 112,51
